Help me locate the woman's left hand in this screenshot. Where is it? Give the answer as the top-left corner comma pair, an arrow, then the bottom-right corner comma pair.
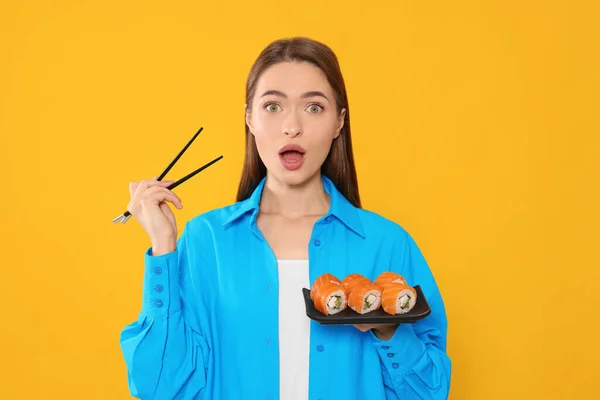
353,323 -> 399,341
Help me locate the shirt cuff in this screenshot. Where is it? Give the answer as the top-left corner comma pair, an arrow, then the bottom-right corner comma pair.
141,246 -> 180,316
369,324 -> 425,374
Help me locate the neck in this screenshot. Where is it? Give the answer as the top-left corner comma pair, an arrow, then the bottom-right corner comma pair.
260,172 -> 330,219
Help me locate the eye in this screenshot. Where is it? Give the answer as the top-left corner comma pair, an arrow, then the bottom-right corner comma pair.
264,103 -> 281,112
307,104 -> 324,114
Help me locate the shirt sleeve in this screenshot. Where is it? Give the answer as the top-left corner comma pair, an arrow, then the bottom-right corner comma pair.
370,230 -> 452,399
119,223 -> 211,399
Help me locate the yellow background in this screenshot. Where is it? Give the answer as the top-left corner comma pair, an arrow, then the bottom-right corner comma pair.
1,1 -> 598,399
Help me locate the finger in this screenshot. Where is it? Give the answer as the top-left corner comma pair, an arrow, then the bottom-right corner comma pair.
159,202 -> 177,225
372,323 -> 398,329
133,178 -> 174,197
142,186 -> 183,209
134,179 -> 151,197
353,324 -> 372,332
129,179 -> 178,214
142,185 -> 179,200
129,182 -> 140,197
159,201 -> 173,215
152,176 -> 175,185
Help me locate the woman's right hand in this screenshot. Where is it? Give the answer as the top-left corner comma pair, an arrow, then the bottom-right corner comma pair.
127,177 -> 183,255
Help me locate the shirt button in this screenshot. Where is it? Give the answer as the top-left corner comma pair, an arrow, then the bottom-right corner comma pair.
387,352 -> 395,358
382,345 -> 390,350
156,300 -> 163,308
316,345 -> 324,352
392,362 -> 399,369
155,285 -> 163,292
325,216 -> 332,222
268,284 -> 271,292
314,239 -> 321,246
154,267 -> 163,275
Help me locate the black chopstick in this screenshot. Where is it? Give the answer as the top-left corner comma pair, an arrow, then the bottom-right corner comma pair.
117,155 -> 223,219
112,126 -> 223,223
164,155 -> 223,191
156,127 -> 203,182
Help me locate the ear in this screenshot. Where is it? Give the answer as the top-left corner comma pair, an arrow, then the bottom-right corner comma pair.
245,103 -> 255,135
334,107 -> 346,139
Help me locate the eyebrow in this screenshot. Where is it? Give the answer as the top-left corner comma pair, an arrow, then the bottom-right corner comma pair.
260,90 -> 329,101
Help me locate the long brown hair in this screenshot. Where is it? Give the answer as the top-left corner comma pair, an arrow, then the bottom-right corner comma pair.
236,37 -> 361,208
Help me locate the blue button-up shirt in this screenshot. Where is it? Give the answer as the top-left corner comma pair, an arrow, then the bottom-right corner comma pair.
120,175 -> 451,399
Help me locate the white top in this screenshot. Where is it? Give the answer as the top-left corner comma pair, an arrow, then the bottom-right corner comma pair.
277,259 -> 310,400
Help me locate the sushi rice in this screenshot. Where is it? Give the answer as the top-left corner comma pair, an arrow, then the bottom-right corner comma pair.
323,288 -> 347,315
355,288 -> 381,314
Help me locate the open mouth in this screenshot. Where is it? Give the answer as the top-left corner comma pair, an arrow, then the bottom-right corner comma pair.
278,145 -> 306,170
280,150 -> 304,162
279,145 -> 305,161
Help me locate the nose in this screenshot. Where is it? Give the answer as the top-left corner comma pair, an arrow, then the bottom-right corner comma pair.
282,111 -> 303,138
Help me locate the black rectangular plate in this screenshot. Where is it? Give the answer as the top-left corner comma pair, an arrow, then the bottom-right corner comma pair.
303,285 -> 431,325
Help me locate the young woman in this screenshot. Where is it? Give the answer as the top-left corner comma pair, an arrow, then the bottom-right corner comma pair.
120,37 -> 451,400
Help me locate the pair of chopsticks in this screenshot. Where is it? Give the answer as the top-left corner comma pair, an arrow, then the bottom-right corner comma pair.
112,127 -> 223,224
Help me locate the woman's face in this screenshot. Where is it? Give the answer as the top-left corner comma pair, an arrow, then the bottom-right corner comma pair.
246,61 -> 346,187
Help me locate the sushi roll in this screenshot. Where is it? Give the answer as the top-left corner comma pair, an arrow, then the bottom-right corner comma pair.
341,273 -> 371,296
314,282 -> 347,315
374,271 -> 407,289
375,271 -> 407,286
310,273 -> 342,301
348,281 -> 382,314
381,283 -> 417,315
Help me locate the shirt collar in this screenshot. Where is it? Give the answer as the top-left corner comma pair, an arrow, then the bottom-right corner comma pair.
223,175 -> 365,238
